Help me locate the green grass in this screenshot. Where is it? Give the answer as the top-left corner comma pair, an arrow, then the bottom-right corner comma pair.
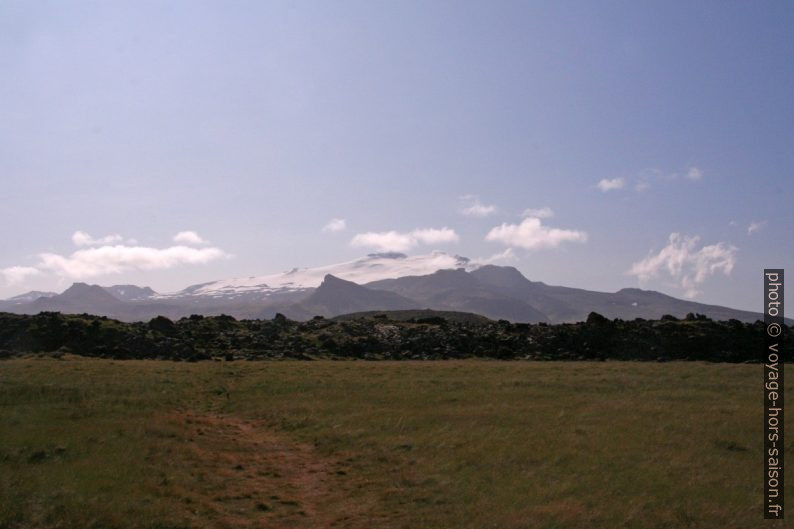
0,357 -> 789,528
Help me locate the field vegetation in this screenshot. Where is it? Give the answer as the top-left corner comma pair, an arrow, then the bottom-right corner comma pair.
0,357 -> 789,528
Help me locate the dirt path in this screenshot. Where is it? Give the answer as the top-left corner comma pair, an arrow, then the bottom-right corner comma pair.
161,411 -> 378,529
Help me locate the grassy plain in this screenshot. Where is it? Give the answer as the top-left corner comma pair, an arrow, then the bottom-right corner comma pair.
0,357 -> 789,529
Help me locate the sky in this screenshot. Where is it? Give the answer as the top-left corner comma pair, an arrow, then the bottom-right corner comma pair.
1,1 -> 792,316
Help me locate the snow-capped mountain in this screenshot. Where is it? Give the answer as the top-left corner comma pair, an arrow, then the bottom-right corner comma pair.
103,285 -> 158,301
6,290 -> 58,303
0,290 -> 59,310
158,252 -> 474,301
1,252 -> 778,324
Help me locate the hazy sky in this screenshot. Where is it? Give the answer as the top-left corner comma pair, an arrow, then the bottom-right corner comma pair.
1,1 -> 792,315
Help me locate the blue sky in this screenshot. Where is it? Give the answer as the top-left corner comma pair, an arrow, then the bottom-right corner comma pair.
1,1 -> 792,315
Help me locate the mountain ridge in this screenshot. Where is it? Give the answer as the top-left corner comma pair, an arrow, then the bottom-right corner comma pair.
0,254 -> 782,324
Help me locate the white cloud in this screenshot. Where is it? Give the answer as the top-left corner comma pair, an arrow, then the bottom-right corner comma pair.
350,227 -> 459,252
628,233 -> 737,299
521,207 -> 554,219
72,231 -> 123,247
460,195 -> 497,217
2,231 -> 231,284
598,166 -> 702,193
38,244 -> 229,279
173,231 -> 208,245
485,218 -> 587,250
411,227 -> 459,245
686,167 -> 703,181
321,218 -> 347,233
747,220 -> 766,235
463,203 -> 497,217
479,248 -> 518,265
351,231 -> 415,252
1,266 -> 41,285
597,177 -> 625,192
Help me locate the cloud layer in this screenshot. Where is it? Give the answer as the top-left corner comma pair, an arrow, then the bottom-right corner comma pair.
38,245 -> 227,279
485,217 -> 587,250
748,220 -> 766,235
321,218 -> 347,233
350,227 -> 459,252
686,167 -> 703,181
0,266 -> 41,285
628,233 -> 737,298
72,231 -> 123,246
599,165 -> 704,193
173,231 -> 209,245
521,207 -> 554,219
1,231 -> 228,285
597,177 -> 625,192
460,195 -> 497,217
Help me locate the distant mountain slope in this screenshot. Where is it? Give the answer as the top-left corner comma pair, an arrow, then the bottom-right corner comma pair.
291,275 -> 418,317
7,291 -> 59,302
0,253 -> 782,324
103,285 -> 157,302
471,265 -> 770,323
158,252 -> 473,302
0,291 -> 58,311
28,283 -> 126,317
367,268 -> 549,323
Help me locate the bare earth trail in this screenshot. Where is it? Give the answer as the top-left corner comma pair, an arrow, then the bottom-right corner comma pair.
156,410 -> 378,529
